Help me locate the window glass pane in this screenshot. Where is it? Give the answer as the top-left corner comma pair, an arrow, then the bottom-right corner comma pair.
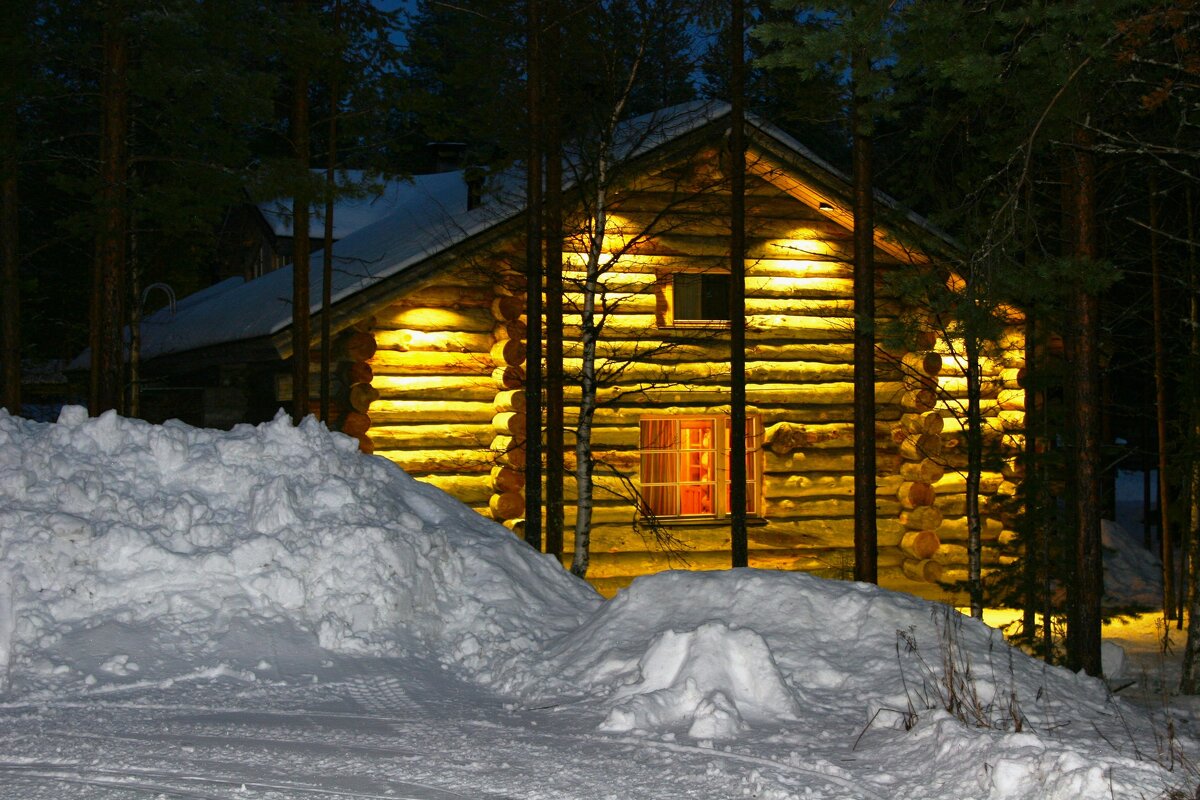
673,273 -> 730,322
679,420 -> 715,515
700,274 -> 730,320
673,273 -> 701,320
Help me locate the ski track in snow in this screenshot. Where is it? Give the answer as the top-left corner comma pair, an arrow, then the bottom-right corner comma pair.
0,680 -> 892,800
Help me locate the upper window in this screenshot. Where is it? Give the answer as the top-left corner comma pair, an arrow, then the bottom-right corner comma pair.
639,415 -> 763,520
671,272 -> 730,324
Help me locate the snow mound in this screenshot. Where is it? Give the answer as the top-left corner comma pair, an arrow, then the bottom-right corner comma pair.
0,407 -> 599,687
597,622 -> 799,740
511,570 -> 1144,746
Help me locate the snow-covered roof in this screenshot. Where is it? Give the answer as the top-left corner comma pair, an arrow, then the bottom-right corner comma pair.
134,168 -> 517,362
257,170 -> 430,241
132,101 -> 948,363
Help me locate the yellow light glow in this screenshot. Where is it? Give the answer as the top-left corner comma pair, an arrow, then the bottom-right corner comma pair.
767,238 -> 835,258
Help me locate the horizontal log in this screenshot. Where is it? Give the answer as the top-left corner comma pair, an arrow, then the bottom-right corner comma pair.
558,357 -> 859,386
903,372 -> 939,392
373,375 -> 497,402
389,284 -> 494,310
374,329 -> 494,354
936,516 -> 1003,541
492,411 -> 525,436
492,365 -> 525,389
491,294 -> 526,322
369,400 -> 496,424
766,450 -> 902,475
752,517 -> 907,548
340,411 -> 370,437
764,473 -> 904,499
900,505 -> 943,531
494,389 -> 527,413
899,433 -> 943,461
344,361 -> 372,386
368,423 -> 495,449
490,465 -> 525,493
348,383 -> 379,413
490,490 -> 525,521
902,558 -> 944,583
325,331 -> 375,363
1000,367 -> 1025,389
898,481 -> 936,509
377,305 -> 497,333
490,338 -> 526,367
900,529 -> 939,560
900,458 -> 946,483
933,472 -> 1006,495
558,548 -> 809,580
934,543 -> 1013,566
997,389 -> 1025,410
901,388 -> 937,412
765,421 -> 894,454
900,411 -> 944,436
493,320 -> 527,342
767,496 -> 902,519
373,447 -> 497,475
902,351 -> 943,377
491,435 -> 526,468
935,376 -> 1001,398
371,350 -> 492,376
418,475 -> 494,505
998,410 -> 1025,432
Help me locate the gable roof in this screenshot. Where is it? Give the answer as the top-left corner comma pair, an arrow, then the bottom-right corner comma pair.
131,101 -> 954,366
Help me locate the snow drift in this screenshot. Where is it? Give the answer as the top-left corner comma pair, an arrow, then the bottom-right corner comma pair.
0,406 -> 598,683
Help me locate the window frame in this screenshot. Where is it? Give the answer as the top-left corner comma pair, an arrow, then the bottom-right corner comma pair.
659,271 -> 733,328
638,413 -> 764,522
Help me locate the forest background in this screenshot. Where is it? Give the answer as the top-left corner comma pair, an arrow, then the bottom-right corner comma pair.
0,0 -> 1196,681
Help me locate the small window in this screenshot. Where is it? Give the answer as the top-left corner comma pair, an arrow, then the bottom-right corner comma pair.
639,415 -> 763,520
672,272 -> 730,323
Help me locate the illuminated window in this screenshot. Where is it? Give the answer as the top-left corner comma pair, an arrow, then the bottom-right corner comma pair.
639,415 -> 763,519
672,272 -> 730,323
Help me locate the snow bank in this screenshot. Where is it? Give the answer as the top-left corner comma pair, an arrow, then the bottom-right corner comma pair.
510,571 -> 1154,747
0,407 -> 598,679
1103,519 -> 1163,607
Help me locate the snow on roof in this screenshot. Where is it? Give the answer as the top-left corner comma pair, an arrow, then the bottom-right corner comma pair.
0,407 -> 1184,798
136,168 -> 517,361
134,101 -> 944,362
257,170 -> 431,241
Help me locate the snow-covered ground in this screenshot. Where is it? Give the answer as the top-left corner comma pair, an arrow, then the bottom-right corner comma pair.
0,408 -> 1196,799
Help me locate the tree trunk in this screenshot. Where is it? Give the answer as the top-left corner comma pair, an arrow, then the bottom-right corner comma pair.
90,5 -> 129,416
290,0 -> 312,426
543,2 -> 565,559
965,329 -> 984,618
729,0 -> 748,568
0,113 -> 18,414
321,5 -> 339,425
524,0 -> 544,552
1150,180 -> 1174,619
1181,188 -> 1200,691
571,183 -> 606,579
1064,125 -> 1103,677
851,47 -> 877,584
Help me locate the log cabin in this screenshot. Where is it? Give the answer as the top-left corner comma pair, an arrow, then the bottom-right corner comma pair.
131,102 -> 1026,602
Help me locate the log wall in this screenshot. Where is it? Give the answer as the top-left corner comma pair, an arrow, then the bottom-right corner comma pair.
356,154 -> 1025,603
